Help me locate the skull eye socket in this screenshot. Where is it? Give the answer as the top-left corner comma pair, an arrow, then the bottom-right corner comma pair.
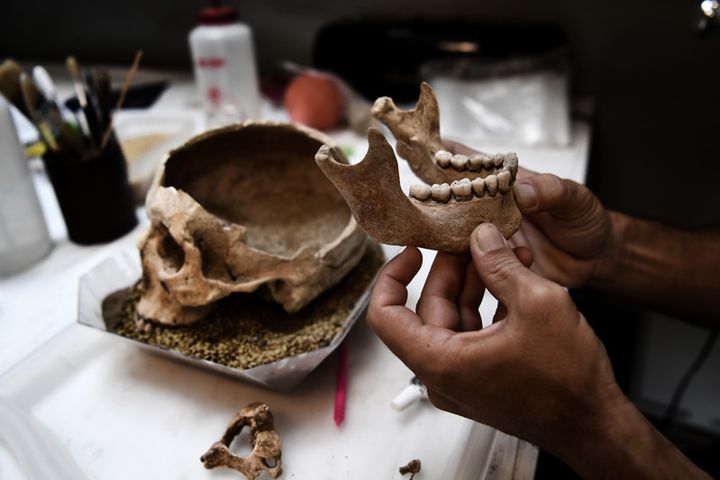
158,226 -> 184,274
194,234 -> 235,282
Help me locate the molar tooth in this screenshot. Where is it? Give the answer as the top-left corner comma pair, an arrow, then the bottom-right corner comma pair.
497,171 -> 512,193
504,152 -> 519,178
450,154 -> 468,170
451,179 -> 473,200
471,177 -> 485,196
468,154 -> 486,170
434,150 -> 452,168
485,174 -> 498,196
431,183 -> 451,203
409,184 -> 432,201
493,153 -> 505,167
482,156 -> 495,169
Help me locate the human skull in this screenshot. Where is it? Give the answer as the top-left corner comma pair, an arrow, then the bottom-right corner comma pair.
137,122 -> 368,326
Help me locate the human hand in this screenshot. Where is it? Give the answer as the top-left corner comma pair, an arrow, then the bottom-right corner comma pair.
511,172 -> 622,288
443,139 -> 619,289
367,224 -> 648,477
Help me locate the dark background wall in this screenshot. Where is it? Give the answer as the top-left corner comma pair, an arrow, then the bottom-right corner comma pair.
3,0 -> 719,225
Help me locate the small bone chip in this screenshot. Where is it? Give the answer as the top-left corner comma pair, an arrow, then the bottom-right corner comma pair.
201,403 -> 282,480
399,458 -> 422,479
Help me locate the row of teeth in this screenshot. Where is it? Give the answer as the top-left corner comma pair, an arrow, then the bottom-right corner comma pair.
409,172 -> 513,203
434,150 -> 517,173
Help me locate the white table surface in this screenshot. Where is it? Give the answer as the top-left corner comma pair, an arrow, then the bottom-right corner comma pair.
0,75 -> 589,480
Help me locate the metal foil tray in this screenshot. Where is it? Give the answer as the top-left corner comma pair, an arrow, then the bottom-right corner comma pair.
77,250 -> 372,391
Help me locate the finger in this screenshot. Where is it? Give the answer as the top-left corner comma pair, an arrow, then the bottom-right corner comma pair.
367,247 -> 453,366
515,165 -> 538,181
426,388 -> 460,414
508,227 -> 529,249
369,247 -> 423,310
457,261 -> 484,331
469,223 -> 539,308
492,303 -> 508,324
514,246 -> 534,269
417,252 -> 467,329
513,174 -> 598,220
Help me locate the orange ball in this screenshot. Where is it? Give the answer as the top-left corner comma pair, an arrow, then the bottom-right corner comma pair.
284,73 -> 344,130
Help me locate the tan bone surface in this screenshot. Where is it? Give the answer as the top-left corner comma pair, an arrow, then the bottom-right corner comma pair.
137,122 -> 368,326
201,403 -> 282,480
314,84 -> 521,253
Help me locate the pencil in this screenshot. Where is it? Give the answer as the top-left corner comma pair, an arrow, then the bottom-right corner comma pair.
334,341 -> 348,427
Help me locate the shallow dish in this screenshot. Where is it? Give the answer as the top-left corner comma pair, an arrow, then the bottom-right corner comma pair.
77,250 -> 374,391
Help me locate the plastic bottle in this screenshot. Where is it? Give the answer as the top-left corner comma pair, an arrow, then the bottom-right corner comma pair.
0,96 -> 52,276
189,0 -> 260,127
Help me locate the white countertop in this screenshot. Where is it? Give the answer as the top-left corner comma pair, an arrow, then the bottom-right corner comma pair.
0,76 -> 590,480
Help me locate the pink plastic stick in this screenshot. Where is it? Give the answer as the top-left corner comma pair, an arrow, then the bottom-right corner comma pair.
334,341 -> 348,427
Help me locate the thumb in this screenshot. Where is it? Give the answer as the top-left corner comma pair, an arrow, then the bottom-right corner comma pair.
470,223 -> 537,307
514,174 -> 598,220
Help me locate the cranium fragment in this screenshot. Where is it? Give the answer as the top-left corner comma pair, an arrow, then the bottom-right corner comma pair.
201,402 -> 282,480
137,122 -> 368,325
314,83 -> 521,252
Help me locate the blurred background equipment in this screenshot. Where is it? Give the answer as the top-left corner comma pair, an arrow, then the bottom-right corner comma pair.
284,71 -> 344,130
315,21 -> 570,146
19,56 -> 142,244
423,52 -> 570,146
189,0 -> 260,126
314,20 -> 567,104
0,96 -> 52,276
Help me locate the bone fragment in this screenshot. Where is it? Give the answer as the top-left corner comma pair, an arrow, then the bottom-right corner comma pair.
505,152 -> 519,178
201,403 -> 282,480
318,86 -> 523,252
399,459 -> 422,479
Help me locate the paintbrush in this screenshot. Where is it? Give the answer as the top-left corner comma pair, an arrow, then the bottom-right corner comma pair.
66,56 -> 100,147
99,50 -> 143,151
83,69 -> 106,139
20,73 -> 59,152
21,73 -> 86,155
94,68 -> 113,127
0,59 -> 28,118
32,66 -> 85,150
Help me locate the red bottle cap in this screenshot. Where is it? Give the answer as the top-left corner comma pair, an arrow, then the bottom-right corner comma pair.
197,0 -> 238,26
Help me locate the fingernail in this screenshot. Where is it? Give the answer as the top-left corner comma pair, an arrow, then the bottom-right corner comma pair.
473,223 -> 505,253
514,182 -> 538,211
